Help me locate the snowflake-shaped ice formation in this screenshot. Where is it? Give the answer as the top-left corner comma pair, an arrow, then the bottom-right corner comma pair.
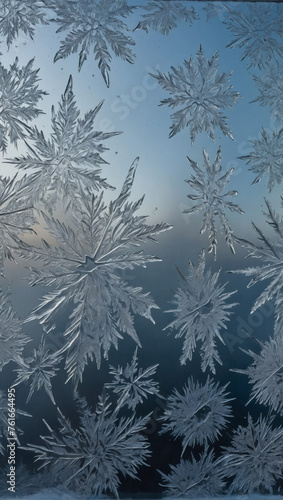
13,335 -> 63,405
16,158 -> 171,387
159,449 -> 226,498
232,199 -> 283,315
184,147 -> 244,258
233,334 -> 283,416
50,0 -> 136,87
105,347 -> 160,411
252,63 -> 283,125
165,250 -> 237,373
134,1 -> 199,35
10,75 -> 120,212
225,3 -> 283,69
0,0 -> 48,48
151,45 -> 240,144
160,376 -> 232,456
239,127 -> 283,192
0,58 -> 47,153
23,395 -> 150,497
222,414 -> 283,494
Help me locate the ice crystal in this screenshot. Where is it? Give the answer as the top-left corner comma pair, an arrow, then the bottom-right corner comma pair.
50,0 -> 136,87
183,147 -> 244,258
252,63 -> 283,124
13,335 -> 63,405
232,199 -> 283,314
222,414 -> 283,493
232,333 -> 283,415
0,174 -> 36,274
159,449 -> 225,498
165,250 -> 237,373
0,0 -> 48,48
239,127 -> 283,192
203,2 -> 225,22
134,1 -> 199,35
160,377 -> 232,455
0,288 -> 30,371
23,395 -> 150,497
105,347 -> 160,411
15,158 -> 171,387
10,75 -> 120,211
151,45 -> 240,143
0,58 -> 47,153
225,4 -> 283,69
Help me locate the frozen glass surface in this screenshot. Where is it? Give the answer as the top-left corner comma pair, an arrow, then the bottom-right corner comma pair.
0,0 -> 282,498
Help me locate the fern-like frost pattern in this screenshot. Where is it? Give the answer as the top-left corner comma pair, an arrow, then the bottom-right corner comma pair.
0,174 -> 36,274
0,58 -> 47,153
0,0 -> 48,48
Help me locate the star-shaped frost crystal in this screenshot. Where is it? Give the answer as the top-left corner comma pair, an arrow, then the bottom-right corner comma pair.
152,45 -> 240,144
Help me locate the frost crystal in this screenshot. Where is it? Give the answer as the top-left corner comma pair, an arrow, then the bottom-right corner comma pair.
106,347 -> 160,411
16,159 -> 171,387
151,45 -> 240,143
0,174 -> 36,274
23,395 -> 150,497
165,250 -> 237,373
159,449 -> 225,498
252,63 -> 283,124
184,147 -> 244,258
232,199 -> 283,314
239,128 -> 283,192
225,4 -> 283,69
10,75 -> 120,211
0,288 -> 30,371
13,335 -> 63,405
222,414 -> 283,493
160,377 -> 232,455
232,332 -> 283,415
0,0 -> 48,48
0,58 -> 47,153
50,0 -> 136,87
203,2 -> 225,22
134,1 -> 199,35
